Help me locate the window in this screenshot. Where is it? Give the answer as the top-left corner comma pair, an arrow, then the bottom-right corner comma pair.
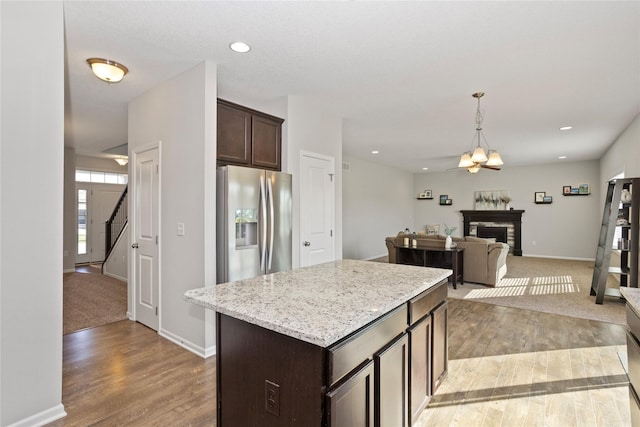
75,169 -> 128,184
77,189 -> 87,255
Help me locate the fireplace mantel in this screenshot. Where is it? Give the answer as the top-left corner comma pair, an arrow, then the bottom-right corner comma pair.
460,210 -> 525,256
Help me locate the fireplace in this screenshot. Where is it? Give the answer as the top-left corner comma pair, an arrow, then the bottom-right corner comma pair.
460,210 -> 525,256
477,225 -> 508,243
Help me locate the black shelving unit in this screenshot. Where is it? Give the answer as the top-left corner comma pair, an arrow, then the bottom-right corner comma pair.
591,178 -> 639,304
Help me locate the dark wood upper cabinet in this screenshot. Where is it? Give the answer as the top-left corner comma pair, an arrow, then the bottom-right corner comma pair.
217,99 -> 284,171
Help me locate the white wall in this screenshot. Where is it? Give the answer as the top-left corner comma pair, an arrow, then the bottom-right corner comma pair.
64,148 -> 77,272
76,155 -> 129,173
287,96 -> 344,267
342,156 -> 414,260
103,224 -> 129,282
1,2 -> 66,425
128,61 -> 217,357
413,160 -> 601,260
601,113 -> 640,182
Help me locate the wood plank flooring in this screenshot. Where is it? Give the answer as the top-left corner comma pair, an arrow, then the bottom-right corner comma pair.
46,298 -> 629,426
416,299 -> 630,427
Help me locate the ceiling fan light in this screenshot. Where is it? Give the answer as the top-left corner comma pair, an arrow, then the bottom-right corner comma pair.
458,153 -> 474,168
87,58 -> 128,83
467,165 -> 481,174
486,151 -> 503,166
471,146 -> 488,163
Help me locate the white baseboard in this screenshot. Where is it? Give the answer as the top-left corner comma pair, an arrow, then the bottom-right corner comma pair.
364,253 -> 388,261
104,271 -> 127,282
63,268 -> 75,273
520,254 -> 595,262
7,404 -> 66,427
159,328 -> 216,359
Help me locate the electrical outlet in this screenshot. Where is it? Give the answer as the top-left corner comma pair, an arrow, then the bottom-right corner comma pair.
265,380 -> 280,416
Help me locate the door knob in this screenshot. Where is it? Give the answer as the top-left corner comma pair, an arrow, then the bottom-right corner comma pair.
132,243 -> 139,249
303,241 -> 311,247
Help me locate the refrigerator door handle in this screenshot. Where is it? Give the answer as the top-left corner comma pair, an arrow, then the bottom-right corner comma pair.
267,177 -> 275,270
259,175 -> 267,271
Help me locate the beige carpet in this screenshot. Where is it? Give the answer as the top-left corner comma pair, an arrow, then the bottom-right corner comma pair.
63,270 -> 128,334
448,256 -> 627,325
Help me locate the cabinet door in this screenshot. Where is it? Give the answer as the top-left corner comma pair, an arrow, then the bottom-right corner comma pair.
217,102 -> 251,165
432,301 -> 448,393
252,115 -> 282,170
376,333 -> 409,427
408,315 -> 432,424
327,360 -> 374,427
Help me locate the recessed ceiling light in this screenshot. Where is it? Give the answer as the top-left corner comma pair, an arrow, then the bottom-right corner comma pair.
559,126 -> 573,131
371,150 -> 379,154
558,156 -> 567,159
229,42 -> 251,53
422,167 -> 429,170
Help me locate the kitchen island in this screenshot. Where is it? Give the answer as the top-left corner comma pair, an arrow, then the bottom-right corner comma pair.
185,259 -> 451,426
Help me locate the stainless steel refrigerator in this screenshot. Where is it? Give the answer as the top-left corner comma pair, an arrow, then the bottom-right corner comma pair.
217,165 -> 292,283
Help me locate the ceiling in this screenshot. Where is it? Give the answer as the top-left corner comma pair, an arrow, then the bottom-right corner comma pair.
64,1 -> 640,172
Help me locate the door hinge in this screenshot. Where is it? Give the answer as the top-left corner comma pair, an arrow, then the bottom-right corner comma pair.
157,165 -> 159,174
330,230 -> 333,237
155,306 -> 158,316
329,173 -> 334,182
156,235 -> 159,244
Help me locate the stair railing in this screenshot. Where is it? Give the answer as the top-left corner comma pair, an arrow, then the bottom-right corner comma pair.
104,186 -> 128,262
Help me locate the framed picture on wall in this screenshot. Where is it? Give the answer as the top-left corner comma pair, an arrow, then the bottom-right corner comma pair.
534,192 -> 545,203
439,195 -> 448,205
563,186 -> 571,194
425,190 -> 432,198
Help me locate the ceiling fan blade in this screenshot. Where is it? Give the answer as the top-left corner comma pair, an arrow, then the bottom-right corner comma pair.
480,165 -> 501,171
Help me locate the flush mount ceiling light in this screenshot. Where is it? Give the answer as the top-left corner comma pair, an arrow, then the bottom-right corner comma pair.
114,156 -> 128,166
559,126 -> 573,131
229,42 -> 251,53
458,92 -> 503,174
87,58 -> 128,83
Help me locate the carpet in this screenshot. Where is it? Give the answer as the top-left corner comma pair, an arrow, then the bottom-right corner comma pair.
448,256 -> 627,326
63,270 -> 128,334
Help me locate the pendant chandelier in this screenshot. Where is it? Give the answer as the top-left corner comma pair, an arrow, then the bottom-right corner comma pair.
458,92 -> 503,173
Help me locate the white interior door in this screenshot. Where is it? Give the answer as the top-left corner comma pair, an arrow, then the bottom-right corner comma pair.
300,152 -> 335,267
133,146 -> 160,331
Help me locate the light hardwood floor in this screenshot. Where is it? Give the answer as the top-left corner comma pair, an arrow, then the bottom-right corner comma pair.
46,298 -> 629,426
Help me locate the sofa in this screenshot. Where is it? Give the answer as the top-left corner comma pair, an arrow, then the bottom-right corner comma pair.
385,233 -> 509,286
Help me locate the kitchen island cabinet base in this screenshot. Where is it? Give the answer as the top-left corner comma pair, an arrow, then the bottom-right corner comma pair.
215,278 -> 448,426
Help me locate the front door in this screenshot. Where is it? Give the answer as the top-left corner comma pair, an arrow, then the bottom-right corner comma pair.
300,152 -> 335,267
76,183 -> 125,264
133,146 -> 160,331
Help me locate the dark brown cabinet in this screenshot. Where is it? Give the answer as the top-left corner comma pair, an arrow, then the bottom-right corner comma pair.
327,360 -> 374,427
217,99 -> 284,171
376,333 -> 409,427
432,301 -> 449,392
408,315 -> 432,422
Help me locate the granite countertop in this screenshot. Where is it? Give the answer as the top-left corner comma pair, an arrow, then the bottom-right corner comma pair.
621,288 -> 640,315
184,259 -> 451,348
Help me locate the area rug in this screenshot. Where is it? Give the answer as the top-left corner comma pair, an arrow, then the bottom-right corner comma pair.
63,271 -> 128,334
448,256 -> 627,325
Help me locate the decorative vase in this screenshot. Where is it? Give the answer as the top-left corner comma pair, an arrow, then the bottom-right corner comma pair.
622,189 -> 632,203
445,235 -> 452,249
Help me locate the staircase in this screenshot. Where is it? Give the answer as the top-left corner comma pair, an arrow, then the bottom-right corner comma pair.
104,186 -> 128,263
